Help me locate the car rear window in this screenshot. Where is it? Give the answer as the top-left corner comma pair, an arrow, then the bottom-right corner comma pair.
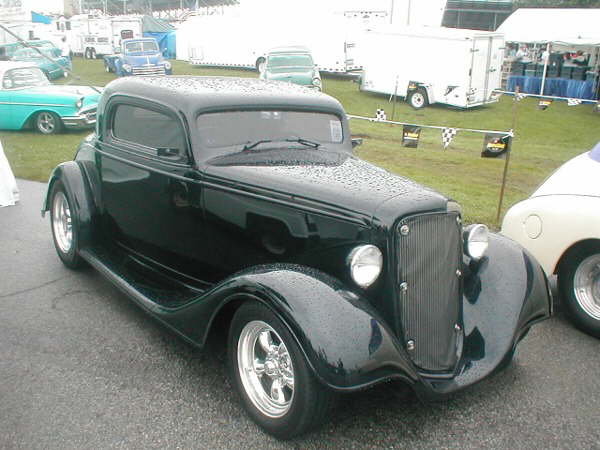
196,110 -> 343,149
112,104 -> 185,154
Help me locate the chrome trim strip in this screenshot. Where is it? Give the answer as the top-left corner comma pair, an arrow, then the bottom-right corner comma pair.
0,101 -> 70,107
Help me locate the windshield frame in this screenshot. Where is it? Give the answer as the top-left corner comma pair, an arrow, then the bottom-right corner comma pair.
192,106 -> 351,165
267,53 -> 315,69
124,40 -> 159,54
1,66 -> 51,90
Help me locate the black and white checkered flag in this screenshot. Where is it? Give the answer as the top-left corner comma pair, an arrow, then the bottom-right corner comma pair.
515,93 -> 527,101
567,98 -> 582,106
442,128 -> 458,149
375,109 -> 387,121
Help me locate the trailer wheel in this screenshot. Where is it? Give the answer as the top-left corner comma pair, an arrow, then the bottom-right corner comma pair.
84,48 -> 90,59
90,48 -> 97,59
408,88 -> 428,109
255,57 -> 266,72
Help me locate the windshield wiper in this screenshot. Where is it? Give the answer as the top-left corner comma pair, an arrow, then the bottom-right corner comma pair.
285,138 -> 320,148
242,137 -> 320,151
243,140 -> 273,151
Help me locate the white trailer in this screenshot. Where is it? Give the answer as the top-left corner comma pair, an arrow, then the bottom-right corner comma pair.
66,15 -> 143,58
359,26 -> 505,109
186,13 -> 360,73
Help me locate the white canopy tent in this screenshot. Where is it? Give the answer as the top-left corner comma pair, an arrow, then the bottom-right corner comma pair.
497,8 -> 600,100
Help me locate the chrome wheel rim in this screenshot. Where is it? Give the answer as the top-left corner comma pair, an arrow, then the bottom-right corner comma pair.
237,320 -> 294,418
411,92 -> 425,108
38,112 -> 56,133
573,254 -> 600,320
52,191 -> 73,254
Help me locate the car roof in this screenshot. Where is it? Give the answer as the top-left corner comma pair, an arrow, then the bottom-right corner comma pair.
101,76 -> 344,116
0,61 -> 39,80
268,46 -> 312,55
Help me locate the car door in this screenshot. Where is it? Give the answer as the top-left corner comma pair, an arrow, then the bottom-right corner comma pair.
98,98 -> 206,277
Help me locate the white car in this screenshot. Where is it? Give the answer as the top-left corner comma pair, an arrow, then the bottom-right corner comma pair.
502,143 -> 600,337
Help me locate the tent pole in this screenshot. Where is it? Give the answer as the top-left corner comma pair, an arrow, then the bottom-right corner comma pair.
540,42 -> 550,96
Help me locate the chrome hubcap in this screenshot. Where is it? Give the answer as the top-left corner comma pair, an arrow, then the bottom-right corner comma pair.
237,320 -> 294,418
52,191 -> 72,254
38,112 -> 55,133
573,254 -> 600,320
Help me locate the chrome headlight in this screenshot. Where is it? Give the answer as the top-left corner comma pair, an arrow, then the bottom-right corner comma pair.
75,97 -> 83,109
464,224 -> 489,260
348,245 -> 383,288
312,77 -> 322,88
122,64 -> 132,72
164,61 -> 171,70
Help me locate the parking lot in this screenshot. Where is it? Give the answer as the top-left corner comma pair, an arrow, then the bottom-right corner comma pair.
0,179 -> 598,449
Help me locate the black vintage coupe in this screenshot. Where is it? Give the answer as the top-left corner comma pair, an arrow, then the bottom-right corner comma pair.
43,76 -> 551,439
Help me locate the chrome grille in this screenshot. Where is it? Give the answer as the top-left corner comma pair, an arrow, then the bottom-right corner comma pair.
396,212 -> 462,372
132,65 -> 166,76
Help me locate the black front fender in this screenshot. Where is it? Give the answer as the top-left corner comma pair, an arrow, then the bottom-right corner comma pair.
155,265 -> 419,392
415,233 -> 552,399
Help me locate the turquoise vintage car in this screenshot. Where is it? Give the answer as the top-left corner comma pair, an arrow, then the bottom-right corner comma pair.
11,47 -> 71,80
0,62 -> 100,134
259,46 -> 322,90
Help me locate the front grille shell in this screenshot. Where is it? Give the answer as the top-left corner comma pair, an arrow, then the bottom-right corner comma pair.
132,65 -> 166,76
395,212 -> 463,372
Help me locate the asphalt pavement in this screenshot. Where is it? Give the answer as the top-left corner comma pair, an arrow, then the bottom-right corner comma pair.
1,180 -> 599,449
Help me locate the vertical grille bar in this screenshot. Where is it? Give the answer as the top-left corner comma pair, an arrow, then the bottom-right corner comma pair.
397,213 -> 462,372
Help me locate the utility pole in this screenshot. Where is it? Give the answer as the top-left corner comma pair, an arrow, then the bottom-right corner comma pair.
389,0 -> 394,24
406,0 -> 412,26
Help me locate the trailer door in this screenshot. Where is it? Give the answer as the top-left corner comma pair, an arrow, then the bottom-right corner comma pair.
468,36 -> 492,105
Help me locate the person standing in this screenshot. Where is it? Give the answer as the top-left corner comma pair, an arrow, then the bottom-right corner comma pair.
59,36 -> 71,61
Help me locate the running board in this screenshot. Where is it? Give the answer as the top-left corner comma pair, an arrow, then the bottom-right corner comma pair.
79,248 -> 200,311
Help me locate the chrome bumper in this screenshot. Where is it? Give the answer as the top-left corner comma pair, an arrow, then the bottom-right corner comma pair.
62,110 -> 97,129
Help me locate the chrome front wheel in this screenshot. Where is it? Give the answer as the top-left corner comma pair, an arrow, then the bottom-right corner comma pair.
228,302 -> 334,439
52,190 -> 72,254
573,254 -> 600,320
237,321 -> 294,418
560,246 -> 600,338
36,112 -> 63,134
49,182 -> 84,270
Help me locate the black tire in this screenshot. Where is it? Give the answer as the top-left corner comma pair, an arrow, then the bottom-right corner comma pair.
84,48 -> 90,59
49,181 -> 85,270
255,57 -> 266,72
228,301 -> 335,439
35,111 -> 63,135
408,88 -> 428,109
105,63 -> 111,73
558,244 -> 600,338
90,48 -> 97,59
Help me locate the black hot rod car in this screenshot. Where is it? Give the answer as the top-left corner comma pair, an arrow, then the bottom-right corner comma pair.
43,76 -> 551,438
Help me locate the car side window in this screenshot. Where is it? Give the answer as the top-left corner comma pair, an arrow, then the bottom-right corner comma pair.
112,104 -> 187,163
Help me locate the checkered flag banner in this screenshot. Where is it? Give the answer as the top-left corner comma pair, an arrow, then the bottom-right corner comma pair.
567,98 -> 582,106
442,128 -> 458,149
375,108 -> 387,121
515,92 -> 528,101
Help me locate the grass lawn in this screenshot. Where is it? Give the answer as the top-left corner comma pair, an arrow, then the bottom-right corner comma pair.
2,57 -> 599,227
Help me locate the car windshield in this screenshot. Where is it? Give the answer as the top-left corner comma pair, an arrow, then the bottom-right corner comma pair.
13,48 -> 54,59
268,54 -> 313,68
196,110 -> 343,150
125,41 -> 158,54
2,67 -> 50,89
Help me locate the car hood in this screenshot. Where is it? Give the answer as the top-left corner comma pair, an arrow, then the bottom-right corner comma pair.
266,68 -> 315,84
123,53 -> 164,65
24,85 -> 102,100
533,149 -> 600,198
204,149 -> 447,223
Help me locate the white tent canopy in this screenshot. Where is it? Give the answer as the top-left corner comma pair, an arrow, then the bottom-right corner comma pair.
497,8 -> 600,46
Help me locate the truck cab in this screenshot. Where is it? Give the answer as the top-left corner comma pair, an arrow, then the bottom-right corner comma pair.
103,38 -> 172,77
